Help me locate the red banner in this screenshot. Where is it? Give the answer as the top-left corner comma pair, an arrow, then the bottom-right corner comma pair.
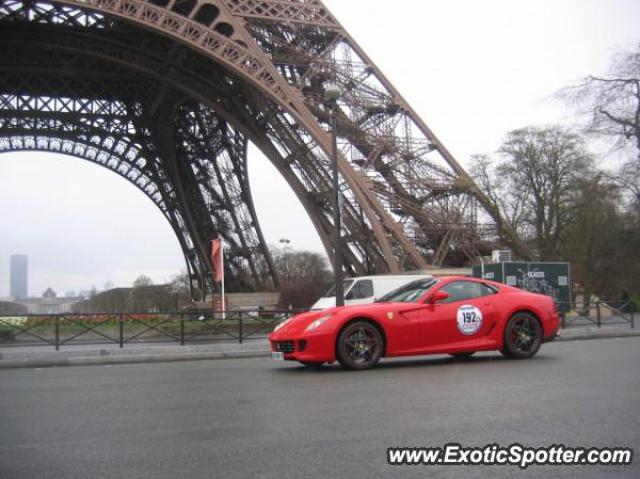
211,238 -> 224,283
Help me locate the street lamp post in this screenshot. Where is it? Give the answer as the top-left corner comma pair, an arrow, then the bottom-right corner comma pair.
324,82 -> 344,307
279,238 -> 291,286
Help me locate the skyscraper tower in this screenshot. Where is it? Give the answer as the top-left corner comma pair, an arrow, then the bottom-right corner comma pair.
10,254 -> 28,300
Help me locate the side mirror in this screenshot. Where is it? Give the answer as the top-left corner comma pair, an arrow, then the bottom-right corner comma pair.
429,290 -> 450,304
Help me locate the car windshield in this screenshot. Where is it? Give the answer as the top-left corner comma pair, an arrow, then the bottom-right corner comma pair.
322,279 -> 355,298
377,278 -> 439,303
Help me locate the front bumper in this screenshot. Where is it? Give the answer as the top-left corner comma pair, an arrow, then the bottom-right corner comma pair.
269,330 -> 336,363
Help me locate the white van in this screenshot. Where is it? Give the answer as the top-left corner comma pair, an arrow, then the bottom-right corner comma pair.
310,274 -> 434,310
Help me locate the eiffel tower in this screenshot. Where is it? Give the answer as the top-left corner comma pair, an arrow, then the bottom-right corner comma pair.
0,0 -> 530,295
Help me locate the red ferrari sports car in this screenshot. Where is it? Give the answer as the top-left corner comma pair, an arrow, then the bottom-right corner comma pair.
269,276 -> 559,369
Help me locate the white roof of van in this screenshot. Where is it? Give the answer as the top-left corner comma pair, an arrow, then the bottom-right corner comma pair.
344,274 -> 434,281
345,269 -> 472,280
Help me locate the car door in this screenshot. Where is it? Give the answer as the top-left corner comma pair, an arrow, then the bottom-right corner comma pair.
418,281 -> 498,350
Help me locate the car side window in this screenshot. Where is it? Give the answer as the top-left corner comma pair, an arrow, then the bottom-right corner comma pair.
346,280 -> 374,300
439,281 -> 495,303
478,283 -> 498,296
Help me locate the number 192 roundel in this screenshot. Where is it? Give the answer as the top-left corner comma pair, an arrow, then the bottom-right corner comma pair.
269,276 -> 560,370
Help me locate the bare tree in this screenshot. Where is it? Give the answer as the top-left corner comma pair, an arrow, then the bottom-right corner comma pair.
169,272 -> 190,296
472,126 -> 593,260
560,44 -> 640,160
499,127 -> 593,260
169,271 -> 197,307
132,275 -> 153,288
472,125 -> 640,302
561,175 -> 621,306
608,160 -> 640,207
270,246 -> 331,308
271,247 -> 329,284
470,154 -> 530,236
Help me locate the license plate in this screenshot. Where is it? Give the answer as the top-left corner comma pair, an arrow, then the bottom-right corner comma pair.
271,351 -> 284,361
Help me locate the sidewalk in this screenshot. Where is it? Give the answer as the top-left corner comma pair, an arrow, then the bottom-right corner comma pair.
0,326 -> 638,369
555,324 -> 639,342
0,340 -> 271,369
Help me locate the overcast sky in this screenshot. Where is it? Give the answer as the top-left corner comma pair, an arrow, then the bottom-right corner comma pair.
0,0 -> 638,298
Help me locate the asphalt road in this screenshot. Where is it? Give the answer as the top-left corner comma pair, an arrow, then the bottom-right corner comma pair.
1,337 -> 639,479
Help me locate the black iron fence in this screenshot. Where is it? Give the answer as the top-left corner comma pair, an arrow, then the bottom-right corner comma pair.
557,301 -> 635,329
1,301 -> 634,350
0,309 -> 303,350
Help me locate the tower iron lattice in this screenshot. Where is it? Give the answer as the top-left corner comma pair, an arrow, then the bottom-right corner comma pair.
0,0 -> 530,295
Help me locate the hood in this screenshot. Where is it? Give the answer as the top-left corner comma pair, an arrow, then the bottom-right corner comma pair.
271,308 -> 339,336
271,302 -> 406,337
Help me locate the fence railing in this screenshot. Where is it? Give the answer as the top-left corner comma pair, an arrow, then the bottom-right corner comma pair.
0,309 -> 304,350
1,301 -> 634,350
557,301 -> 635,329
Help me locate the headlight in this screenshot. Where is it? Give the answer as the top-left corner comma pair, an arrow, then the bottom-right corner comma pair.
305,314 -> 332,332
274,318 -> 292,332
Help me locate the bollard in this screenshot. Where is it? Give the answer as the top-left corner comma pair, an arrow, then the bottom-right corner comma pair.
239,313 -> 243,345
180,319 -> 185,346
55,317 -> 60,351
596,302 -> 601,328
119,315 -> 124,348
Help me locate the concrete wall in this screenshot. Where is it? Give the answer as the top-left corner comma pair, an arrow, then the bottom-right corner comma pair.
191,292 -> 281,311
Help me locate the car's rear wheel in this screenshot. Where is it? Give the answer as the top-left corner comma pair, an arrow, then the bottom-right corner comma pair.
336,321 -> 383,370
449,352 -> 475,359
501,312 -> 542,359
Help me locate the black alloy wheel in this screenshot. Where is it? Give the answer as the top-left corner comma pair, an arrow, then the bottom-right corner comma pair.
501,312 -> 542,359
336,321 -> 383,370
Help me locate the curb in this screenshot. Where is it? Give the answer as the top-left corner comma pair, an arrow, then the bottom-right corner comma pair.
0,349 -> 271,369
554,331 -> 640,342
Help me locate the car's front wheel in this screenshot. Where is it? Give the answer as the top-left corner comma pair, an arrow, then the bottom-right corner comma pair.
501,312 -> 542,359
336,321 -> 383,370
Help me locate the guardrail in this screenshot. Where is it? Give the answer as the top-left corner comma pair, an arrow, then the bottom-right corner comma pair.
557,301 -> 635,329
0,309 -> 304,350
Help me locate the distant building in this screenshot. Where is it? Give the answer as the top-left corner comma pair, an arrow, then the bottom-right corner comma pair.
10,254 -> 28,300
18,287 -> 83,314
43,287 -> 56,299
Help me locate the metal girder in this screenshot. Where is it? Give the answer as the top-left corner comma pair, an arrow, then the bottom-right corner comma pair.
38,0 -> 431,270
0,5 -> 404,279
223,0 -> 340,28
43,0 -> 530,265
0,11 -> 280,293
241,15 -> 530,264
0,0 -> 531,294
